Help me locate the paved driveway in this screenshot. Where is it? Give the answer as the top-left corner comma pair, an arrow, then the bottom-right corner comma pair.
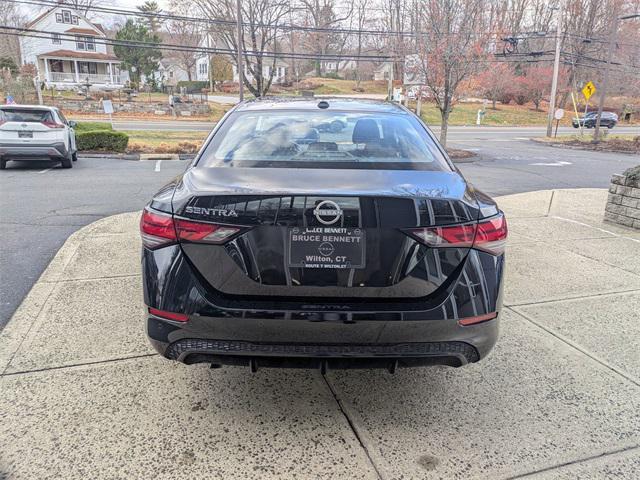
1,188 -> 639,479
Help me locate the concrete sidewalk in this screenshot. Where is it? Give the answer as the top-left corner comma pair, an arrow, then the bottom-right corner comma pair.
1,188 -> 639,479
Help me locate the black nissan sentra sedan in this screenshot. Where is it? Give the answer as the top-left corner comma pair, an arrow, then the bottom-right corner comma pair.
140,98 -> 507,372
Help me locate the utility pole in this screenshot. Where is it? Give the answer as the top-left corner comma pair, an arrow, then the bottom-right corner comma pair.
387,62 -> 394,101
546,1 -> 564,137
207,32 -> 213,93
594,14 -> 640,142
236,0 -> 244,102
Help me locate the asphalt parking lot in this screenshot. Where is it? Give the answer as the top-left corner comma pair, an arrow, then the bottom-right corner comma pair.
1,187 -> 639,479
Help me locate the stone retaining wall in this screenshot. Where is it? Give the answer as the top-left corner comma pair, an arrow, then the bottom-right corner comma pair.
605,173 -> 640,229
54,100 -> 210,116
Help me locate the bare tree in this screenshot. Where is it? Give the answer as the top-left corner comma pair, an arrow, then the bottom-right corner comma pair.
416,0 -> 490,146
300,0 -> 352,76
353,0 -> 370,86
188,0 -> 291,97
165,5 -> 203,82
0,0 -> 26,64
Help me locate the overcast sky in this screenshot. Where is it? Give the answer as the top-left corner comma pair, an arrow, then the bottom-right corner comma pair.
18,0 -> 172,28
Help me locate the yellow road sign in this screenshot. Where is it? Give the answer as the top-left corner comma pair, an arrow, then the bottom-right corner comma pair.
582,81 -> 596,100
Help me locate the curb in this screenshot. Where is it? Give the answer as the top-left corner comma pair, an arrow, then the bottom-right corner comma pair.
529,138 -> 638,155
78,153 -> 196,161
78,153 -> 141,161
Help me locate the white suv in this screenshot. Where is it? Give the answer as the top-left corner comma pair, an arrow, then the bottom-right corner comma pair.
0,105 -> 78,169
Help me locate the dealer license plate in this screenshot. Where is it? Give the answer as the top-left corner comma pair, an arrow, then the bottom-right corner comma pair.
288,227 -> 365,269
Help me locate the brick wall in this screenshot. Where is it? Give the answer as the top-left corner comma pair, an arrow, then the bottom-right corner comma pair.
605,173 -> 640,229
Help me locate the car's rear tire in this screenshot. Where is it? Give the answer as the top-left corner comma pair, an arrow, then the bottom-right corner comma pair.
61,154 -> 73,169
607,123 -> 614,129
72,151 -> 78,161
0,160 -> 6,170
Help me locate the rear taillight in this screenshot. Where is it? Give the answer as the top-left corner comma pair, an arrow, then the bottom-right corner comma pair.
41,120 -> 65,129
473,214 -> 508,255
406,213 -> 507,255
140,209 -> 176,249
140,208 -> 243,249
174,218 -> 240,244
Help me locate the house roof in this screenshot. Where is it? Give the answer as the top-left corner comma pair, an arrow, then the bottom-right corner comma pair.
65,27 -> 100,36
25,8 -> 54,28
37,49 -> 119,61
25,6 -> 106,37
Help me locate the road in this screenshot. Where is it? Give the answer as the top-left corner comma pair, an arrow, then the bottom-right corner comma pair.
71,117 -> 640,137
1,133 -> 638,329
0,158 -> 186,329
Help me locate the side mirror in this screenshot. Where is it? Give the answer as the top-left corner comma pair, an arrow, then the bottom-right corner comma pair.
69,121 -> 77,128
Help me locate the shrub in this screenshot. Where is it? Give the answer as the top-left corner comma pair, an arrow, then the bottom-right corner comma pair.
0,56 -> 18,74
74,122 -> 113,133
624,163 -> 640,181
76,130 -> 129,152
176,81 -> 209,93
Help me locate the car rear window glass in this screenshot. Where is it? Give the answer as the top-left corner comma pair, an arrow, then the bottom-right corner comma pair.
0,109 -> 55,123
198,110 -> 451,171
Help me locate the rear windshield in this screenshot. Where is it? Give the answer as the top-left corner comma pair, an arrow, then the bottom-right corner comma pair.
198,110 -> 451,171
0,108 -> 55,123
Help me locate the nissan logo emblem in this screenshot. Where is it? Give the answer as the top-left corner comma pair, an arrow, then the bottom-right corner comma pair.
313,200 -> 343,225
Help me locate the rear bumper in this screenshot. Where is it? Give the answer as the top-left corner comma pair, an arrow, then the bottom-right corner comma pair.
143,244 -> 504,369
0,142 -> 68,160
146,313 -> 498,369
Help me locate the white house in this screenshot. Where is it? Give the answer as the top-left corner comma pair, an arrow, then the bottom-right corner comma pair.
19,5 -> 126,90
305,60 -> 357,78
143,58 -> 191,88
373,62 -> 393,81
195,34 -> 288,85
231,59 -> 289,85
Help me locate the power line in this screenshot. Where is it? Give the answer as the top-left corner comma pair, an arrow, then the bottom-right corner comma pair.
8,0 -> 553,39
7,24 -> 638,73
4,27 -> 569,71
1,26 -> 392,61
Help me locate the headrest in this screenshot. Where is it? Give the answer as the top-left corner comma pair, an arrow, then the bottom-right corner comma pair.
352,118 -> 381,144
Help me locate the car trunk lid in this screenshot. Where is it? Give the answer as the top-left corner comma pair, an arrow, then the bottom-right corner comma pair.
171,167 -> 481,306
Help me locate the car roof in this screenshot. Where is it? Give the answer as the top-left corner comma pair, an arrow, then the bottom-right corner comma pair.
0,104 -> 57,111
234,97 -> 407,114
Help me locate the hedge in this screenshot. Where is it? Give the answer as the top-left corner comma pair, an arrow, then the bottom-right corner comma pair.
76,130 -> 129,152
176,80 -> 209,93
74,121 -> 113,133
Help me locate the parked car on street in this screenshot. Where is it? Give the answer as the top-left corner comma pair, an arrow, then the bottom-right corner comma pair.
140,98 -> 507,372
572,111 -> 618,129
0,105 -> 77,169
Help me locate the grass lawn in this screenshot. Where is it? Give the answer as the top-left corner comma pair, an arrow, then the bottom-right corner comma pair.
538,133 -> 638,142
535,133 -> 639,154
122,130 -> 209,153
415,102 -> 554,127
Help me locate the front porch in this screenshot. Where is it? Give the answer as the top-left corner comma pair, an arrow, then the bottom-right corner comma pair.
39,57 -> 124,89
